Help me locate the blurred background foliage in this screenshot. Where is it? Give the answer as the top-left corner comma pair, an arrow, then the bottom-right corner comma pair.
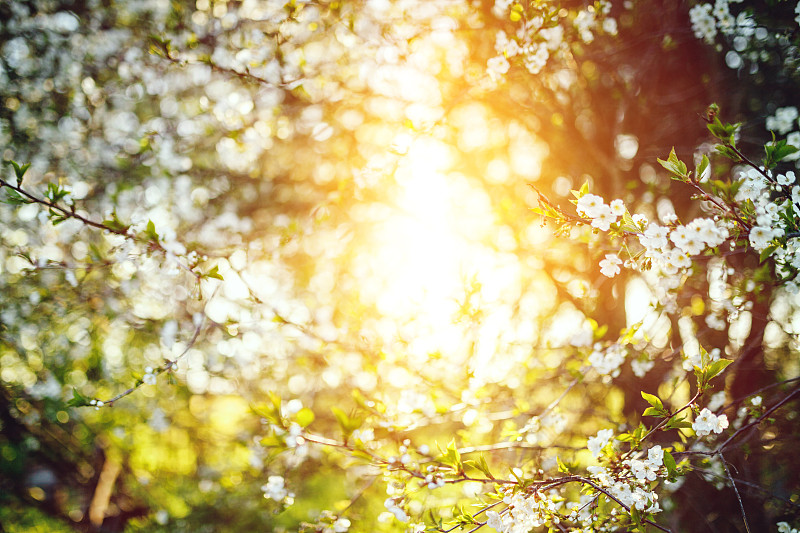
1,0 -> 799,531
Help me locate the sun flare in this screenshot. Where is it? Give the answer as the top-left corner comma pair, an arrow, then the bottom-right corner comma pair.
355,134 -> 529,364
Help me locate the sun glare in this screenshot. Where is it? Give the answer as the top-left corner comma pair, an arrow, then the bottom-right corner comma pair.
357,135 -> 525,363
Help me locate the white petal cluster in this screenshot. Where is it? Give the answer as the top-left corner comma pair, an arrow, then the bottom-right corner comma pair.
262,475 -> 293,503
624,445 -> 664,482
487,2 -> 616,79
707,391 -> 728,412
521,411 -> 567,445
599,253 -> 623,277
778,521 -> 799,533
143,366 -> 158,385
577,194 -> 625,231
631,358 -> 655,377
587,428 -> 614,458
485,490 -> 558,533
608,482 -> 661,513
692,407 -> 729,436
588,343 -> 626,377
424,472 -> 445,489
383,498 -> 409,522
767,107 -> 800,136
670,218 -> 729,255
734,165 -> 800,288
689,3 -> 717,43
329,518 -> 351,533
689,1 -> 754,44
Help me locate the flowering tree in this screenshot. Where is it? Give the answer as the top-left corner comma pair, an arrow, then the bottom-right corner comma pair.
2,1 -> 800,532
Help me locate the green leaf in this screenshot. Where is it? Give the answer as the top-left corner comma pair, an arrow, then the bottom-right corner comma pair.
102,212 -> 130,233
205,265 -> 224,280
440,439 -> 463,472
476,454 -> 494,479
705,359 -> 733,381
616,432 -> 633,442
696,154 -> 710,181
331,406 -> 362,438
665,415 -> 693,430
641,391 -> 664,412
66,388 -> 89,408
657,148 -> 689,181
145,219 -> 160,241
663,450 -> 677,477
630,505 -> 643,529
570,180 -> 590,199
259,434 -> 284,448
764,138 -> 799,169
7,160 -> 31,186
2,188 -> 32,205
707,116 -> 741,145
643,406 -> 666,417
714,144 -> 741,161
758,242 -> 777,265
620,321 -> 643,345
350,449 -> 374,462
556,455 -> 570,474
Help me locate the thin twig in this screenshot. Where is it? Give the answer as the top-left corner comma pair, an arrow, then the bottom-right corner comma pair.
719,452 -> 751,533
0,177 -> 200,279
100,316 -> 206,406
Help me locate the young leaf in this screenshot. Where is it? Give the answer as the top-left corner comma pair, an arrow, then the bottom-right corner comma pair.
205,265 -> 224,280
145,219 -> 160,241
66,387 -> 89,407
641,391 -> 664,412
696,154 -> 710,181
8,160 -> 31,186
630,504 -> 642,527
705,359 -> 733,382
758,244 -> 778,263
663,450 -> 677,477
643,406 -> 666,417
665,415 -> 693,430
657,148 -> 689,180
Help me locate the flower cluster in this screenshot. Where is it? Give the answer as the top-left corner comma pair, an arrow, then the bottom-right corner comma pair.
587,343 -> 627,377
576,194 -> 627,231
520,411 -> 568,445
624,445 -> 665,483
576,152 -> 800,312
300,511 -> 351,533
778,521 -> 800,533
88,399 -> 105,410
487,1 -> 617,80
383,497 -> 410,522
587,428 -> 614,458
630,357 -> 655,378
599,253 -> 623,277
689,0 -> 752,44
587,464 -> 661,513
485,490 -> 559,532
733,166 -> 800,290
765,107 -> 800,169
262,475 -> 294,504
689,0 -> 800,72
142,366 -> 158,385
424,468 -> 446,490
692,407 -> 730,436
